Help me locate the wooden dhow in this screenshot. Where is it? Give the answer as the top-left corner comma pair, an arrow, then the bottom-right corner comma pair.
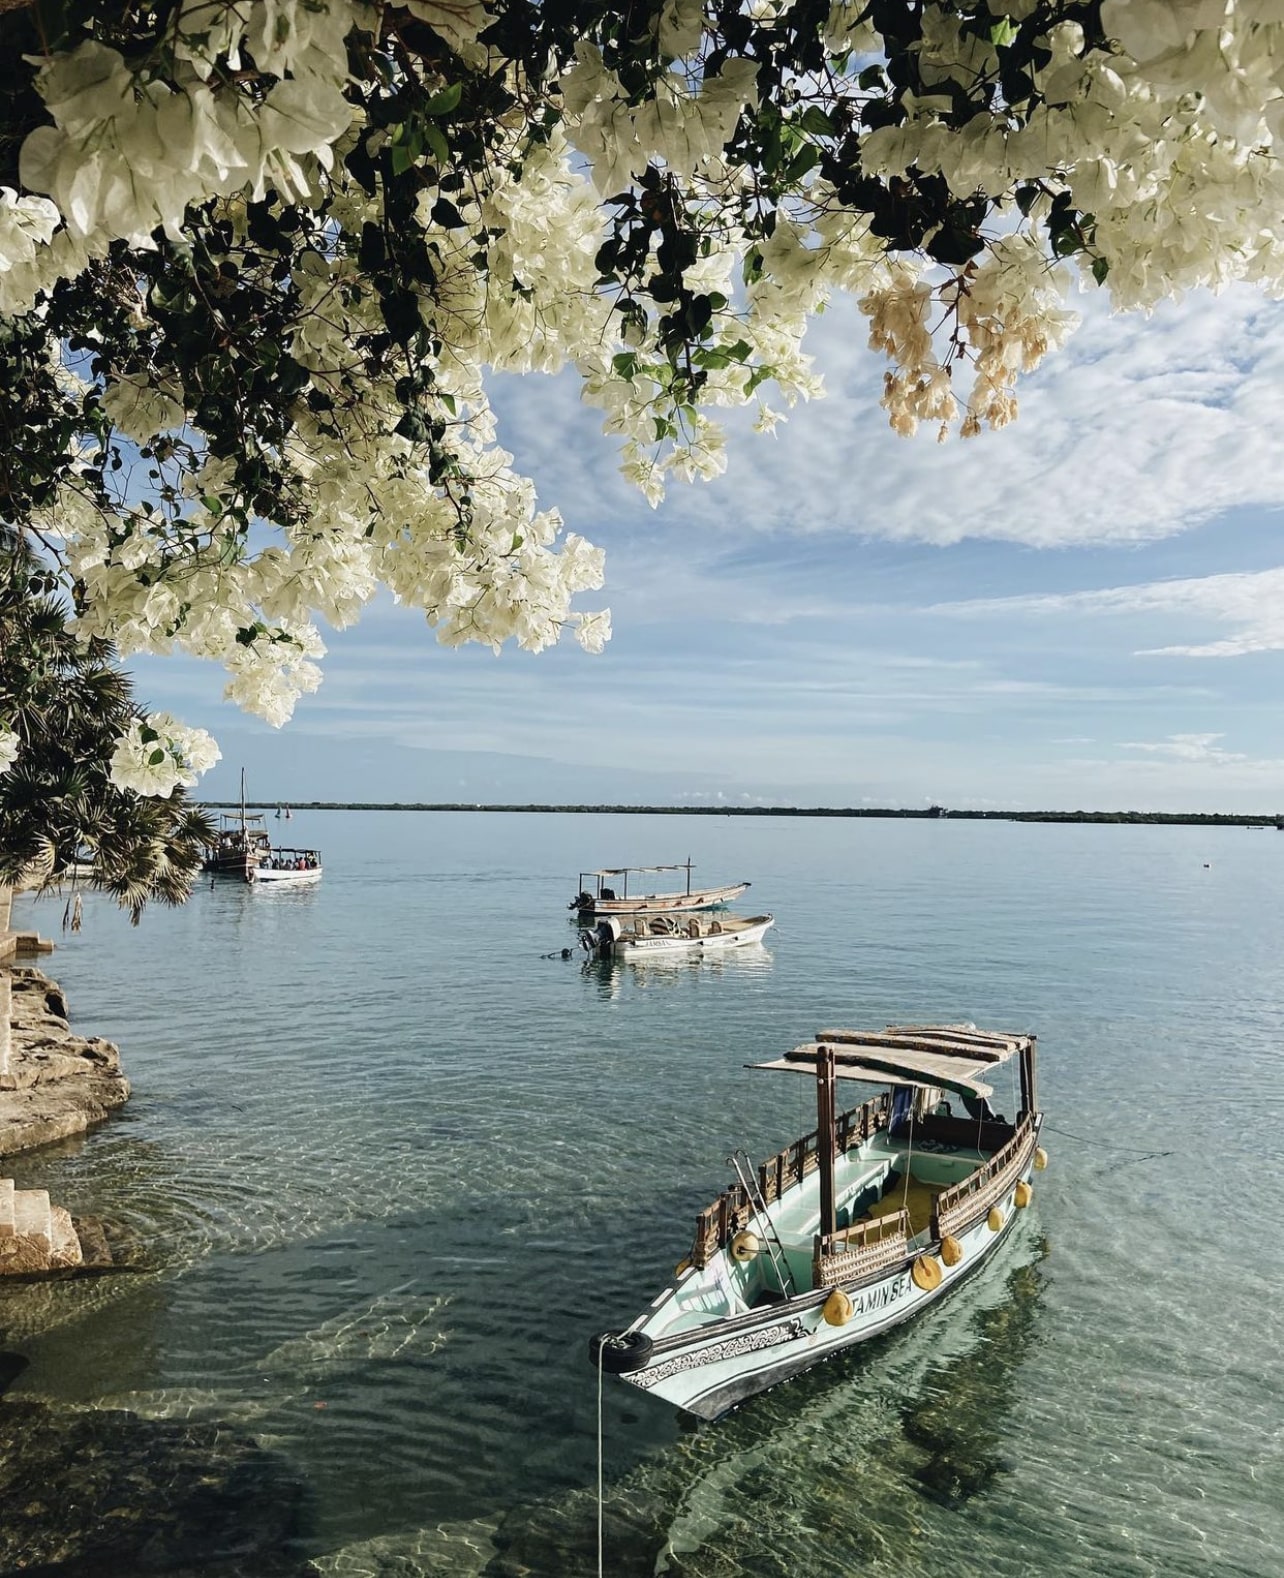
580,911 -> 774,959
202,769 -> 271,880
570,861 -> 749,918
590,1023 -> 1045,1419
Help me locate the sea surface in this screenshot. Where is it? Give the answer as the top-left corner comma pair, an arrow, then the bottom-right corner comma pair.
3,811 -> 1283,1576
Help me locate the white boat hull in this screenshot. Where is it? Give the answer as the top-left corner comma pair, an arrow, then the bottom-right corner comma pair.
250,866 -> 323,887
618,1165 -> 1032,1419
613,916 -> 774,957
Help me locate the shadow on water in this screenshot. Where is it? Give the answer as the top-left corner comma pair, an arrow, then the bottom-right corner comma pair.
0,1394 -> 318,1578
478,1233 -> 1051,1578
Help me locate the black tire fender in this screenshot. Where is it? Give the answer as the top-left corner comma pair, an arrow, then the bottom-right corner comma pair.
589,1329 -> 654,1375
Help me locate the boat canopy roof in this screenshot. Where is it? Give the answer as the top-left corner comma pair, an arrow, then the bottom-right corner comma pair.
747,1024 -> 1034,1101
579,863 -> 692,878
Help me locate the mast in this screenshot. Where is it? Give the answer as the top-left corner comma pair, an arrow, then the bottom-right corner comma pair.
815,1042 -> 837,1241
240,767 -> 246,830
685,857 -> 692,896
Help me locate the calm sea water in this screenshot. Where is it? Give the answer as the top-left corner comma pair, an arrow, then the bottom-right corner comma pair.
4,812 -> 1283,1576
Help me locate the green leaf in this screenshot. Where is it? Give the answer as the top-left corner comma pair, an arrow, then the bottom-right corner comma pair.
425,124 -> 450,165
148,748 -> 166,765
786,143 -> 821,183
990,18 -> 1019,47
431,197 -> 465,228
423,83 -> 462,117
1091,255 -> 1110,284
798,106 -> 836,138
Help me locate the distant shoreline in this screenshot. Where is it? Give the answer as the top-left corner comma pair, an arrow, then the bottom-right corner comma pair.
199,802 -> 1284,827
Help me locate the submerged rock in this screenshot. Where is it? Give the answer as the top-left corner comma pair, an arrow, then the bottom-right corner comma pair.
0,1396 -> 320,1576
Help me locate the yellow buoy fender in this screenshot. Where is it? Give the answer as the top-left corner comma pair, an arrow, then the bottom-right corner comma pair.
674,1257 -> 693,1278
987,1206 -> 1004,1233
729,1230 -> 760,1263
912,1254 -> 943,1291
1014,1180 -> 1032,1209
822,1289 -> 854,1326
940,1235 -> 964,1267
1034,1146 -> 1049,1172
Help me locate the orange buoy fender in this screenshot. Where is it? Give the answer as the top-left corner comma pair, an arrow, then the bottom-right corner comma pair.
912,1254 -> 942,1292
674,1257 -> 693,1278
940,1235 -> 964,1267
822,1289 -> 854,1326
729,1230 -> 760,1263
987,1206 -> 1004,1233
1034,1146 -> 1049,1172
1014,1180 -> 1032,1209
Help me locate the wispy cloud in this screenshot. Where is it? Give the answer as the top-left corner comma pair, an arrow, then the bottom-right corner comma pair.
930,566 -> 1284,657
1121,733 -> 1246,765
496,285 -> 1284,555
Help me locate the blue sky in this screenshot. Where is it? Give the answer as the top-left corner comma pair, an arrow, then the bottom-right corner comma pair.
139,283 -> 1284,813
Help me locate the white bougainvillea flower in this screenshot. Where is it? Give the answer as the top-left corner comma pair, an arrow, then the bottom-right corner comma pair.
108,713 -> 222,797
0,728 -> 20,777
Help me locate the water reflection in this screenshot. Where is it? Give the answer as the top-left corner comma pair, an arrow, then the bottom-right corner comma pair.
478,1228 -> 1050,1578
580,946 -> 775,1000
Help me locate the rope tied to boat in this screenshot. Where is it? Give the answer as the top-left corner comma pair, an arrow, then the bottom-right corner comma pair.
1040,1122 -> 1173,1161
597,1345 -> 605,1578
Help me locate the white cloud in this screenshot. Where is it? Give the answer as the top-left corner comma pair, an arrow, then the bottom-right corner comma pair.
495,284 -> 1284,554
1121,733 -> 1246,764
931,565 -> 1284,657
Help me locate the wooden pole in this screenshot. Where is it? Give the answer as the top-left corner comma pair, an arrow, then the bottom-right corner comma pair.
1025,1035 -> 1038,1114
816,1043 -> 837,1241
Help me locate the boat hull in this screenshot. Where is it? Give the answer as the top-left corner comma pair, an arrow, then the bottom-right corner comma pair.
250,866 -> 323,887
615,1155 -> 1036,1420
202,853 -> 260,881
578,882 -> 749,918
613,916 -> 773,957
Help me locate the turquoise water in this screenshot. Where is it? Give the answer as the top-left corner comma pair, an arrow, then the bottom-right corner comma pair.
3,812 -> 1283,1575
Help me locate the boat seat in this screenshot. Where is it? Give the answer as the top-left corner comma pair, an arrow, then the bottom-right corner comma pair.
859,1173 -> 941,1239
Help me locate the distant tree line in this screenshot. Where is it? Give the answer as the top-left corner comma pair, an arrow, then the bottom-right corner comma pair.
201,803 -> 1284,828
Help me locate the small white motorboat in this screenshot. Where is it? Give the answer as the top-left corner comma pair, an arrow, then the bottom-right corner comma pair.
580,912 -> 774,959
250,848 -> 323,887
590,1023 -> 1045,1419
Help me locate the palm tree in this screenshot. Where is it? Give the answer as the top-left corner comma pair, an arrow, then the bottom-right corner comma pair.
0,528 -> 215,922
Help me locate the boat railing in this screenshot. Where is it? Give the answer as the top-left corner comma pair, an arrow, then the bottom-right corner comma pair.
813,1211 -> 911,1286
933,1114 -> 1035,1238
689,1094 -> 891,1269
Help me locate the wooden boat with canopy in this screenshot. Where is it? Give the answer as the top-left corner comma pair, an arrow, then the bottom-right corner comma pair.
202,770 -> 272,881
590,1023 -> 1046,1419
570,861 -> 749,918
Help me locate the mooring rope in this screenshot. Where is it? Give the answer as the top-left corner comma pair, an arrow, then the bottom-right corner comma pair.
1040,1121 -> 1173,1159
597,1349 -> 605,1578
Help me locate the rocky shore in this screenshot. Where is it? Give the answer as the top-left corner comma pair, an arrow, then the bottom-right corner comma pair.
1,966 -> 131,1159
1,960 -> 125,1278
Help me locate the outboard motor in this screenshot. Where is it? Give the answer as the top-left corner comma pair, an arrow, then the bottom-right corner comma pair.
580,919 -> 618,958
